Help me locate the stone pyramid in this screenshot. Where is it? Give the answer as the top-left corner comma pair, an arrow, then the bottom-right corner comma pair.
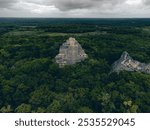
111,51 -> 150,74
55,37 -> 88,67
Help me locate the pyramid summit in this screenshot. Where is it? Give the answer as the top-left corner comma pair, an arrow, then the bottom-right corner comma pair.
55,37 -> 88,67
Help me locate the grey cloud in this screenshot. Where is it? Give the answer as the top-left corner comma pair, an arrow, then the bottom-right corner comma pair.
0,0 -> 18,8
0,0 -> 149,11
50,0 -> 121,11
52,0 -> 96,11
0,0 -> 150,18
144,0 -> 150,5
22,0 -> 122,11
24,0 -> 51,5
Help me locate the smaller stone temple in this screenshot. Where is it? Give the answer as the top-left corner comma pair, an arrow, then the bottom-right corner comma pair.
111,51 -> 150,74
55,37 -> 88,67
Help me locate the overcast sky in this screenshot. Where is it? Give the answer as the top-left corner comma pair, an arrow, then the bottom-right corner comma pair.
0,0 -> 150,18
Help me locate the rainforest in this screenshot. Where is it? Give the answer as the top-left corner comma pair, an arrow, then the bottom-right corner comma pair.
0,18 -> 150,113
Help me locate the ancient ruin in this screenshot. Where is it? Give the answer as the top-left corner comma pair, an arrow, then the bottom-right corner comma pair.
111,51 -> 150,74
55,37 -> 88,67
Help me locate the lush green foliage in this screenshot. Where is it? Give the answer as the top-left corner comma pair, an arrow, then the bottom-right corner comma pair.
0,18 -> 150,113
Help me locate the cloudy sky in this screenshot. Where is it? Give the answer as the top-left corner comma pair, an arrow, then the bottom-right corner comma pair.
0,0 -> 150,18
